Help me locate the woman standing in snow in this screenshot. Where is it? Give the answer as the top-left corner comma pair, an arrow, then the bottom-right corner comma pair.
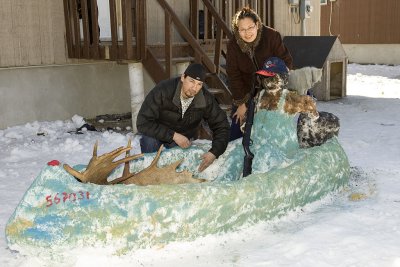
226,6 -> 293,140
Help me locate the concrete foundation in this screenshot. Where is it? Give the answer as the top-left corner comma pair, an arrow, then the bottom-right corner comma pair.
0,62 -> 154,130
343,44 -> 400,65
0,60 -> 195,130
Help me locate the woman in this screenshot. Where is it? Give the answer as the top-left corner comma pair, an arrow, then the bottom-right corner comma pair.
226,6 -> 293,140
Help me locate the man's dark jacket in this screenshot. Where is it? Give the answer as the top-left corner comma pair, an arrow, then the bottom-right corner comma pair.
136,77 -> 229,158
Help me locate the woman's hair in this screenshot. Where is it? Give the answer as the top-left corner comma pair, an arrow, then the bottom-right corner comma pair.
231,6 -> 261,30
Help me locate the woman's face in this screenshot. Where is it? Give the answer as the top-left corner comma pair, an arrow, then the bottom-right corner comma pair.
237,17 -> 258,43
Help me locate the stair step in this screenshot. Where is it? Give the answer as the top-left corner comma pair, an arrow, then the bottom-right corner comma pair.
207,88 -> 225,95
158,56 -> 194,63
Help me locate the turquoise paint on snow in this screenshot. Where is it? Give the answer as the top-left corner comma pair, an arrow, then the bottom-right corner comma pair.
5,92 -> 350,254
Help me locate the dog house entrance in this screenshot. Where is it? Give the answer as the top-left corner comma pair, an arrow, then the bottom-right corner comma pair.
329,61 -> 344,100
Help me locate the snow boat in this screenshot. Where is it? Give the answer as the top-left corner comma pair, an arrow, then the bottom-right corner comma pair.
6,90 -> 350,255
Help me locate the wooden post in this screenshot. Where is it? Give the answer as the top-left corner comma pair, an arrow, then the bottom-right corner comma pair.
70,0 -> 81,58
90,0 -> 100,58
121,0 -> 133,59
165,12 -> 172,77
190,0 -> 199,38
109,0 -> 118,60
136,0 -> 147,60
81,0 -> 90,58
63,0 -> 73,58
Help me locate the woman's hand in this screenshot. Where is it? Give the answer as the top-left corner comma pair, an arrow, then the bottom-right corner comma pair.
232,103 -> 247,125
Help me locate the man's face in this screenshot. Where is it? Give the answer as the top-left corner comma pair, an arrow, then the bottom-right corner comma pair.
180,74 -> 203,98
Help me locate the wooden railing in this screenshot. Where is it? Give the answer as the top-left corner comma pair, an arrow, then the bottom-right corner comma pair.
148,0 -> 232,77
63,0 -> 273,80
63,0 -> 144,60
190,0 -> 274,40
150,0 -> 272,77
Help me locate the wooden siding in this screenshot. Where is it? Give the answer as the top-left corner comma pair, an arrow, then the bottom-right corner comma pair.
146,0 -> 190,44
274,0 -> 320,37
321,0 -> 400,44
0,0 -> 67,67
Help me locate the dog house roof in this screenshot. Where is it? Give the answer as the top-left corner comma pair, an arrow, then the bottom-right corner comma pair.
283,36 -> 339,69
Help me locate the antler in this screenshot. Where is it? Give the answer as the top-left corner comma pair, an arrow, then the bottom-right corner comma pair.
63,140 -> 143,185
64,141 -> 206,186
111,145 -> 206,186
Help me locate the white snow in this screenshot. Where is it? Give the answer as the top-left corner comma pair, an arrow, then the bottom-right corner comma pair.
1,63 -> 400,266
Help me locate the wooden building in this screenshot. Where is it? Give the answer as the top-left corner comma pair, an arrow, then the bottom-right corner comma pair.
321,0 -> 400,65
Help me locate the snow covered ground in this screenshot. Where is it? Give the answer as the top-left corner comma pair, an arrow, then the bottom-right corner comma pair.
1,63 -> 399,266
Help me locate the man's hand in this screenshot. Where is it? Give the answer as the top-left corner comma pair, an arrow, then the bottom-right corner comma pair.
232,103 -> 247,125
173,132 -> 191,148
198,152 -> 216,172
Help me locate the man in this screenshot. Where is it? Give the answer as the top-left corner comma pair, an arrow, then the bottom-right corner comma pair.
136,63 -> 230,172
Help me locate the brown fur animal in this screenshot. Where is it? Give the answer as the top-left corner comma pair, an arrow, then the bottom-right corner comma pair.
258,89 -> 318,118
258,74 -> 318,118
284,92 -> 318,117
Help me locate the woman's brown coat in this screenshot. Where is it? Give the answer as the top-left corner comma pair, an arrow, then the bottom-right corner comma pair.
226,25 -> 293,105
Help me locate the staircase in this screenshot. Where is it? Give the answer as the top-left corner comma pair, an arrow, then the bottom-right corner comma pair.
142,0 -> 233,113
64,0 -> 262,137
62,0 -> 251,108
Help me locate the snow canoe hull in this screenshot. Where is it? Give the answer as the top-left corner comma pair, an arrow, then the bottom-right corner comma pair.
6,104 -> 351,254
5,137 -> 349,254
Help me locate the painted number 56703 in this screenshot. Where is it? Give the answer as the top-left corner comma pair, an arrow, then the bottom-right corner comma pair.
45,191 -> 90,207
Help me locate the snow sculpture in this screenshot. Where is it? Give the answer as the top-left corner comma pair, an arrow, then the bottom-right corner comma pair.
6,80 -> 350,255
